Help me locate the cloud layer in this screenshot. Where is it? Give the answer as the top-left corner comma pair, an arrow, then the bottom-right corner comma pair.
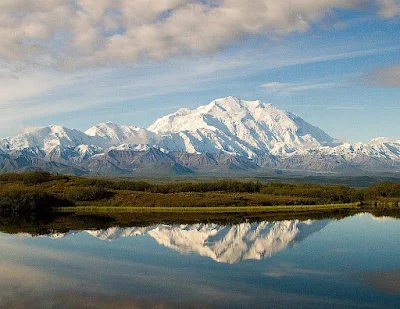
261,81 -> 344,94
366,64 -> 400,86
1,0 -> 399,69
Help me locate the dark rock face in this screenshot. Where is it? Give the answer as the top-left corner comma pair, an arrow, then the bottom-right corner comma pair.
1,146 -> 399,176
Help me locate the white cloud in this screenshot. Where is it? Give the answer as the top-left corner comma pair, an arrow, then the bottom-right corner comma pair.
261,81 -> 344,94
0,0 -> 397,68
377,0 -> 400,18
289,82 -> 343,91
0,72 -> 77,102
260,82 -> 286,92
0,43 -> 393,136
366,63 -> 400,86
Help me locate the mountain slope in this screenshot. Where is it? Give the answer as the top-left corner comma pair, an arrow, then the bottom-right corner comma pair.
85,121 -> 159,146
0,96 -> 398,175
0,125 -> 105,152
149,96 -> 338,157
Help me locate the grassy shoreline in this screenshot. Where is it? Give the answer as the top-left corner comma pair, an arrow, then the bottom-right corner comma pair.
2,207 -> 398,236
55,203 -> 360,214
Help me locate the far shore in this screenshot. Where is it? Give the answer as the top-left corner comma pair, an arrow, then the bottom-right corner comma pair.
0,172 -> 398,234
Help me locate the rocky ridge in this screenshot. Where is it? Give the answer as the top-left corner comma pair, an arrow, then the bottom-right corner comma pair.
0,97 -> 399,175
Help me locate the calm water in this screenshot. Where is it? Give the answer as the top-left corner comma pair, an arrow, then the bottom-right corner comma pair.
0,213 -> 399,309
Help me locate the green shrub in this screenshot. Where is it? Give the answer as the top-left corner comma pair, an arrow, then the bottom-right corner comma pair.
260,182 -> 363,203
22,171 -> 51,185
110,180 -> 154,191
0,173 -> 25,182
78,178 -> 114,188
151,180 -> 262,194
0,187 -> 66,214
65,186 -> 114,202
76,178 -> 262,194
365,182 -> 400,198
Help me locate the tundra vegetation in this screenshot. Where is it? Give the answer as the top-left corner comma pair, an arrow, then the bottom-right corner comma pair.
0,171 -> 398,234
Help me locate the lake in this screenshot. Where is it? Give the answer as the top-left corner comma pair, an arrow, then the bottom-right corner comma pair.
0,213 -> 399,308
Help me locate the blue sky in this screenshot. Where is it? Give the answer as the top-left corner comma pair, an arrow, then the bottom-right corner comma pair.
0,1 -> 399,142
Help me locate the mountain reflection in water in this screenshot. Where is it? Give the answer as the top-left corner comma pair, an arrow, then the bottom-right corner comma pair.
1,214 -> 400,309
45,220 -> 329,263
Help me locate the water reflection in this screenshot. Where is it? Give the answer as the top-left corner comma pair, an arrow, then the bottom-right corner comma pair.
0,214 -> 399,309
44,220 -> 329,263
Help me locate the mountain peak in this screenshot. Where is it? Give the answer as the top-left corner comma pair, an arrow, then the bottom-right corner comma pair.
209,96 -> 273,110
22,124 -> 67,135
86,122 -> 158,146
0,96 -> 398,175
149,97 -> 278,134
149,97 -> 336,156
0,124 -> 96,152
369,137 -> 396,144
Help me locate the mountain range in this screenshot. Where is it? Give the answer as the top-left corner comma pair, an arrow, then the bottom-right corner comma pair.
1,96 -> 399,175
44,220 -> 329,264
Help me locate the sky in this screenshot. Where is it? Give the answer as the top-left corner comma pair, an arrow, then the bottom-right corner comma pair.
0,0 -> 399,142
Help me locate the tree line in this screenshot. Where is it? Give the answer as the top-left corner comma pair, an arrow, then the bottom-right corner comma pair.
0,172 -> 399,216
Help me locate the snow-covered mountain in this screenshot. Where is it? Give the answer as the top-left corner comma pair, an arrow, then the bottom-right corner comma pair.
0,96 -> 399,175
85,121 -> 159,146
325,138 -> 400,160
150,96 -> 338,157
44,220 -> 329,264
0,125 -> 105,152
